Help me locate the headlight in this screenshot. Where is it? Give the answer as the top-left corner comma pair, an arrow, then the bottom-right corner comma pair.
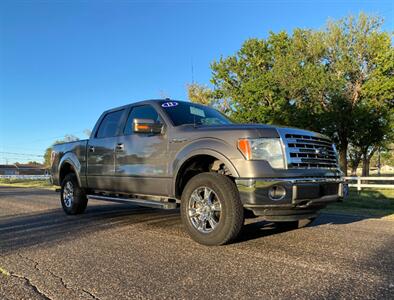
238,138 -> 285,168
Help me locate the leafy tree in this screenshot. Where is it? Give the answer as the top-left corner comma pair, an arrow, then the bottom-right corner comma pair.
378,144 -> 394,167
209,13 -> 393,174
43,147 -> 52,167
323,14 -> 393,174
187,83 -> 213,105
348,145 -> 363,175
211,33 -> 294,125
348,102 -> 393,175
187,83 -> 233,114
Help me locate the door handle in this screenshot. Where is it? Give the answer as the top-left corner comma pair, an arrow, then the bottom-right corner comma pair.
116,143 -> 124,151
88,146 -> 95,152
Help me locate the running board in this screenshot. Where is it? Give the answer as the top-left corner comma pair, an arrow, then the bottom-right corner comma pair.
87,194 -> 177,210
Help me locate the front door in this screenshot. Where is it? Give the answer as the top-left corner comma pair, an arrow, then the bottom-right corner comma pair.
87,109 -> 125,191
114,104 -> 170,196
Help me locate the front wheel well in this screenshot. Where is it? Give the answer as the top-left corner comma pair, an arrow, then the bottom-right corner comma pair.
59,163 -> 76,184
175,155 -> 233,199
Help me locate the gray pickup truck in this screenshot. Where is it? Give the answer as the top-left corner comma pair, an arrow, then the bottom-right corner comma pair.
51,99 -> 344,245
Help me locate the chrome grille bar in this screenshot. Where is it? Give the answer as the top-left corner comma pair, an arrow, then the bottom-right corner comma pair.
278,128 -> 339,169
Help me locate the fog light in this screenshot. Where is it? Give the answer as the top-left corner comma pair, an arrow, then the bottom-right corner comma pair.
268,185 -> 286,201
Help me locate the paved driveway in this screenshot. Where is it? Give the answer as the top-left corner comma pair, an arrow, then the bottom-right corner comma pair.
0,187 -> 393,299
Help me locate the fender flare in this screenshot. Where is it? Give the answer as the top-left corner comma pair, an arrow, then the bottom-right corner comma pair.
171,140 -> 240,197
58,152 -> 82,187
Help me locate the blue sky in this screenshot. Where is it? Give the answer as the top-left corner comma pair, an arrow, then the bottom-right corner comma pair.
0,0 -> 393,164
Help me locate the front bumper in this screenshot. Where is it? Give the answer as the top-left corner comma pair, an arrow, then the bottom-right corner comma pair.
236,177 -> 344,221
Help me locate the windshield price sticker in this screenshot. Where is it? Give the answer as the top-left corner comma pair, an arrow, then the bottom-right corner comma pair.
161,101 -> 179,108
190,106 -> 206,117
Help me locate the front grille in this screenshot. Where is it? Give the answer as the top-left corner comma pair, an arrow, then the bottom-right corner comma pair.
282,132 -> 338,169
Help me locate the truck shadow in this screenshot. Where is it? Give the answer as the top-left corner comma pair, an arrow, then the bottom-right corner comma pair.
0,203 -> 180,255
1,187 -> 390,252
237,187 -> 394,243
0,201 -> 373,254
236,212 -> 370,244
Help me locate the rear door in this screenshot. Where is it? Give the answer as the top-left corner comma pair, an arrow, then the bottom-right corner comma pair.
87,109 -> 126,191
114,104 -> 170,196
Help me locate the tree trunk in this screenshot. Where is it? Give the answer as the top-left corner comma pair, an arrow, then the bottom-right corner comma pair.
349,150 -> 362,176
339,146 -> 348,175
362,157 -> 370,177
361,146 -> 378,177
351,162 -> 359,176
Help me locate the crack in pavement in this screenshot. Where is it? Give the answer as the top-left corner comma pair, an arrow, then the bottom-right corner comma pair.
82,289 -> 101,300
18,254 -> 69,291
12,253 -> 101,300
8,272 -> 51,300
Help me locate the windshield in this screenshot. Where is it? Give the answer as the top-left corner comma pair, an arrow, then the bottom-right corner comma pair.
159,101 -> 232,126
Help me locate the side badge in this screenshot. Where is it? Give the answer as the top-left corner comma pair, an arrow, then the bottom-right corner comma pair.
161,101 -> 179,108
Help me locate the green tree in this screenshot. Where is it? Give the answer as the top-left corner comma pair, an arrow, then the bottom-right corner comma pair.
349,104 -> 393,175
379,144 -> 394,167
43,147 -> 52,167
187,83 -> 213,105
348,145 -> 363,175
209,13 -> 393,174
187,83 -> 233,114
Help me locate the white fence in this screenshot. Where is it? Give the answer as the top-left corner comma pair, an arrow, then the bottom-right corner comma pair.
344,177 -> 394,191
0,175 -> 51,180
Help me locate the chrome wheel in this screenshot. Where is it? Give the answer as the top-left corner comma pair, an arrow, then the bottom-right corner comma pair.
188,186 -> 222,234
63,181 -> 74,208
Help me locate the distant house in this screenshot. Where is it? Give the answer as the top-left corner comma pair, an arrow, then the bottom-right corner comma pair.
0,164 -> 49,175
0,165 -> 19,175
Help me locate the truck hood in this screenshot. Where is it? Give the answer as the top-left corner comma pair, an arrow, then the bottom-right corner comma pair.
191,123 -> 276,131
176,123 -> 329,140
176,123 -> 280,139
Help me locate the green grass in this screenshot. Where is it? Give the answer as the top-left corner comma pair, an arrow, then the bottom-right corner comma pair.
0,178 -> 55,189
324,188 -> 394,218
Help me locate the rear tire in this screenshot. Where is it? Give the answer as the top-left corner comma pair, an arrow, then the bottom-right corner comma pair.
181,173 -> 244,246
60,173 -> 88,215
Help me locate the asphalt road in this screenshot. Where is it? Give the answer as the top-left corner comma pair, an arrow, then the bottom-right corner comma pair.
0,186 -> 393,300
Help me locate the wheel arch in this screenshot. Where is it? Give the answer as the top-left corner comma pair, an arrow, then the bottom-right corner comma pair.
58,153 -> 82,187
172,149 -> 239,199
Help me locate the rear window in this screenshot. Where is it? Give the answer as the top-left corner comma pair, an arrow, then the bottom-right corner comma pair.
96,110 -> 124,138
160,101 -> 232,126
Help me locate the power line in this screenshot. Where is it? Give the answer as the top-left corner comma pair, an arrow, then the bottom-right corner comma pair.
0,145 -> 47,152
0,130 -> 87,148
0,151 -> 44,157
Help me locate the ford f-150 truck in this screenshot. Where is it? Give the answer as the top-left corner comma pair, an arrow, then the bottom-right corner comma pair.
51,99 -> 344,245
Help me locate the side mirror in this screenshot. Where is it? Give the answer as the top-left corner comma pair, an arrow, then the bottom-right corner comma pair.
133,118 -> 163,134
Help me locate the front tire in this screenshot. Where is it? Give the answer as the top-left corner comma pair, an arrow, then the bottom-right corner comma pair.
181,173 -> 244,246
61,173 -> 88,215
